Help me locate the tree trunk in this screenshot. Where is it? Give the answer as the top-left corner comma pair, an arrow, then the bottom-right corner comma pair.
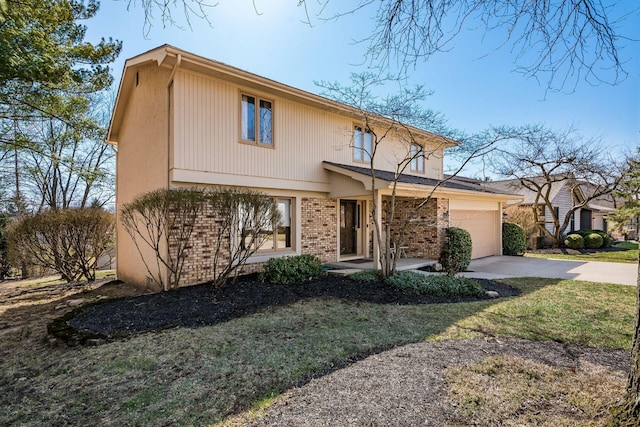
609,251 -> 640,425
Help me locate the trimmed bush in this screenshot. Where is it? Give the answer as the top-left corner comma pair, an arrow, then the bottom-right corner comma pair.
440,227 -> 472,276
564,234 -> 584,249
502,222 -> 526,256
349,270 -> 381,283
384,271 -> 485,297
572,229 -> 611,248
584,233 -> 603,249
263,254 -> 323,285
7,208 -> 114,282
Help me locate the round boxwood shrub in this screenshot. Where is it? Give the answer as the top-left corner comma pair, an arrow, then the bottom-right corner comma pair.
502,222 -> 526,256
263,254 -> 323,284
573,229 -> 610,248
564,233 -> 584,249
583,233 -> 603,249
440,227 -> 472,276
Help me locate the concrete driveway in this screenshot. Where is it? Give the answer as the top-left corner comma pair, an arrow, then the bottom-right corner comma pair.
463,256 -> 638,286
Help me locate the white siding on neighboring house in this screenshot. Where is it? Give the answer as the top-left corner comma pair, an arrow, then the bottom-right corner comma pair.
543,185 -> 582,234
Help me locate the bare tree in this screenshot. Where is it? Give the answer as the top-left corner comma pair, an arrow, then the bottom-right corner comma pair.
319,73 -> 502,277
311,0 -> 635,92
7,208 -> 114,283
1,92 -> 115,212
120,188 -> 205,291
206,188 -> 280,287
135,1 -> 635,91
120,187 -> 280,290
491,125 -> 625,247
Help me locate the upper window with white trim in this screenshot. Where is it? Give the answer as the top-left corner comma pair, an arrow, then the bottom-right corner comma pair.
410,143 -> 424,173
241,94 -> 273,146
353,125 -> 372,162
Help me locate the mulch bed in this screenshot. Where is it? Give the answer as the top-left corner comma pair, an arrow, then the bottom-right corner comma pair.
54,275 -> 518,344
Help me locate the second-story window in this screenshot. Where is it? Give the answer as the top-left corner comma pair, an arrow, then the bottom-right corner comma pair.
353,125 -> 372,162
241,94 -> 273,146
410,143 -> 424,173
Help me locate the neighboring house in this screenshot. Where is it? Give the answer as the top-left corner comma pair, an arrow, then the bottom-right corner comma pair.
485,177 -> 615,236
107,45 -> 519,290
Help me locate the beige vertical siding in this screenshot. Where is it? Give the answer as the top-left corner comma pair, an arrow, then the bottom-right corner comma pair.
171,69 -> 444,188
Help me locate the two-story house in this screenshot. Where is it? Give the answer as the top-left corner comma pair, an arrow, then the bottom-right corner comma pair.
107,45 -> 518,290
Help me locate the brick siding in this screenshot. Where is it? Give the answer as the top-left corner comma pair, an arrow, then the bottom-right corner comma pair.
300,197 -> 337,263
173,196 -> 337,288
383,197 -> 449,260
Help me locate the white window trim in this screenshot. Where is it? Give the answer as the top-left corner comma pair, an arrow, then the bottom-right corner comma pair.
353,124 -> 373,163
410,143 -> 425,173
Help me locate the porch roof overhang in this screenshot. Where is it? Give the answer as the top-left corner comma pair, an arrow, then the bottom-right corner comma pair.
587,203 -> 616,213
323,161 -> 522,202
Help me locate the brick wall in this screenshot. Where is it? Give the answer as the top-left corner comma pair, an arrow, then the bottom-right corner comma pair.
300,197 -> 337,263
383,197 -> 449,260
173,196 -> 338,288
175,203 -> 226,287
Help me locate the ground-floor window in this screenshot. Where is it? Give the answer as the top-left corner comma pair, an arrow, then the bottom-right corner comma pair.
239,197 -> 294,253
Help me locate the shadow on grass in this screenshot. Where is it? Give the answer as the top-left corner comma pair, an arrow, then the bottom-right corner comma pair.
2,276 -> 523,426
4,275 -> 632,426
439,277 -> 636,350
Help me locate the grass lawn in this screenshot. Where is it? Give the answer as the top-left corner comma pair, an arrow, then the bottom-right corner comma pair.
2,269 -> 116,289
0,276 -> 636,426
526,241 -> 639,263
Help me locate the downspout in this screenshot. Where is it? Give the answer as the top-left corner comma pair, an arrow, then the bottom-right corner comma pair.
164,53 -> 181,291
166,53 -> 181,190
167,54 -> 182,89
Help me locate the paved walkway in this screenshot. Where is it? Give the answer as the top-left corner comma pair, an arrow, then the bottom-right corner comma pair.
462,256 -> 638,286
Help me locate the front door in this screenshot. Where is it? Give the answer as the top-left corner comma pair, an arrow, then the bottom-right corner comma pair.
340,200 -> 358,256
580,209 -> 592,230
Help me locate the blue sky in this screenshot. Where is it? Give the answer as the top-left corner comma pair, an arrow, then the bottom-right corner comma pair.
88,1 -> 639,176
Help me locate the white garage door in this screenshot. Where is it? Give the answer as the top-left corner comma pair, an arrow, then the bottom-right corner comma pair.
450,210 -> 498,259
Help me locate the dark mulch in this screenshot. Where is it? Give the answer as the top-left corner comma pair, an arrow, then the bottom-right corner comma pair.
65,275 -> 518,339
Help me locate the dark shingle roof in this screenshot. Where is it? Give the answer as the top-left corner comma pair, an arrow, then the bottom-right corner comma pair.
323,162 -> 517,195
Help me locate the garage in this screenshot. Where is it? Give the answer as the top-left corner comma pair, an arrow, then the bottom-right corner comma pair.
450,204 -> 500,259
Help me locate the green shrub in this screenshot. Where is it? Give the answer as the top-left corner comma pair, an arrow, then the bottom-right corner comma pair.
440,227 -> 472,276
572,229 -> 610,248
564,234 -> 584,249
349,270 -> 381,283
502,222 -> 526,256
384,271 -> 485,297
263,254 -> 323,285
584,233 -> 603,249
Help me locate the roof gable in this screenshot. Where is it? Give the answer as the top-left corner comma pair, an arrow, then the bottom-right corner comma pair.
107,45 -> 459,147
484,175 -> 588,204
